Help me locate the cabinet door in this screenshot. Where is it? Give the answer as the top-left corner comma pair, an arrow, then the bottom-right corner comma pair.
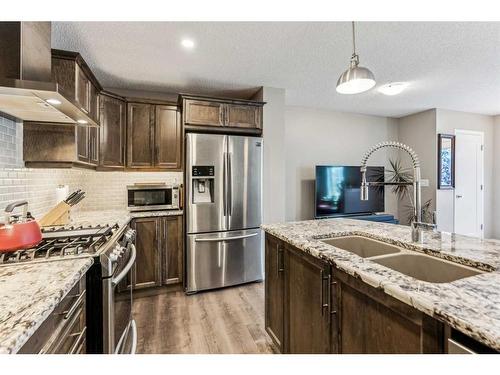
285,245 -> 333,354
264,234 -> 284,351
100,94 -> 126,168
225,104 -> 262,129
162,216 -> 183,285
127,103 -> 154,168
89,126 -> 99,165
155,106 -> 182,169
76,126 -> 89,163
131,217 -> 162,289
184,99 -> 224,127
75,65 -> 90,114
89,84 -> 100,124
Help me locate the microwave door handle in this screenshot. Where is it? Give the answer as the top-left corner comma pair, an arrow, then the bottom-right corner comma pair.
112,244 -> 136,286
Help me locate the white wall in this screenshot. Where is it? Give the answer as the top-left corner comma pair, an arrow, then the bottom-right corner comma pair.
284,106 -> 399,221
255,87 -> 286,224
436,109 -> 495,237
494,115 -> 500,238
397,110 -> 437,224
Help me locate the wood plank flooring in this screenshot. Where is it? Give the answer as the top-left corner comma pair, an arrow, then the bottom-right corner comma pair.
132,282 -> 277,354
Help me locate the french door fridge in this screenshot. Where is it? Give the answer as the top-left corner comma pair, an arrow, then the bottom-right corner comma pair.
185,133 -> 263,293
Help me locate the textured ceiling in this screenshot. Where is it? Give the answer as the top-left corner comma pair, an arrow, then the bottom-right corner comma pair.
52,22 -> 500,117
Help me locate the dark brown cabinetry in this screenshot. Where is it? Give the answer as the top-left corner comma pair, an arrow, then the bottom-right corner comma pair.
51,49 -> 101,125
180,94 -> 264,133
284,245 -> 337,353
128,215 -> 183,291
127,103 -> 182,170
264,233 -> 447,354
19,276 -> 86,354
76,125 -> 99,165
265,234 -> 284,351
99,92 -> 126,169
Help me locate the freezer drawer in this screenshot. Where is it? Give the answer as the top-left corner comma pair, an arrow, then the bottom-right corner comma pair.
186,229 -> 263,293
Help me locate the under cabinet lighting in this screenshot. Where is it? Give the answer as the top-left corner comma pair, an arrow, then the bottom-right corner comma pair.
46,98 -> 62,105
77,119 -> 88,124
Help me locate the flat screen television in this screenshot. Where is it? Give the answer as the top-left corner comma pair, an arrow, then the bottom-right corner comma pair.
315,165 -> 385,218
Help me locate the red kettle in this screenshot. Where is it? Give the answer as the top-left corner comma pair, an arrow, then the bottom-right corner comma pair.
0,201 -> 42,252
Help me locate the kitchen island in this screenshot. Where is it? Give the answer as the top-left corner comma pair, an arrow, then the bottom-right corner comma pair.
262,218 -> 500,353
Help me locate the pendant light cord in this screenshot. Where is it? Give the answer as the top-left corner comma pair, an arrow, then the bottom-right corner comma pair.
352,21 -> 356,55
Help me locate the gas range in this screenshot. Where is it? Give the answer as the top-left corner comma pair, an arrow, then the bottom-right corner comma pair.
0,224 -> 120,266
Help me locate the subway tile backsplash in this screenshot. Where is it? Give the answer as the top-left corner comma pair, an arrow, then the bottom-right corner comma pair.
0,115 -> 182,219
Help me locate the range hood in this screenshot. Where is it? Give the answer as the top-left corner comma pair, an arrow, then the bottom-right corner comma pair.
0,22 -> 97,126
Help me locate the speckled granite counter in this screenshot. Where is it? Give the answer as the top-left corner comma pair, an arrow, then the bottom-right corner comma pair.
262,218 -> 500,350
66,209 -> 183,228
0,258 -> 93,354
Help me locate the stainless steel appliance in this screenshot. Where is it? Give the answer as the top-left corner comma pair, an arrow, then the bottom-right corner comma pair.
127,183 -> 180,212
0,223 -> 137,354
100,227 -> 137,354
186,133 -> 263,293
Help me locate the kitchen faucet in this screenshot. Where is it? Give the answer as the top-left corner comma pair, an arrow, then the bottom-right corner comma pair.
360,141 -> 435,243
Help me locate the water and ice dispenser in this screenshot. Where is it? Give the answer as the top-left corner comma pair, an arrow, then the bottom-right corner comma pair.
191,166 -> 215,203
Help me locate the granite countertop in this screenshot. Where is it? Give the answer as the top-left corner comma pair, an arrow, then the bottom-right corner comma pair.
262,218 -> 500,350
66,209 -> 183,228
0,258 -> 93,354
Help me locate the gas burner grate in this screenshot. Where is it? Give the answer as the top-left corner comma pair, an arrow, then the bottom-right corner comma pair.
0,223 -> 119,266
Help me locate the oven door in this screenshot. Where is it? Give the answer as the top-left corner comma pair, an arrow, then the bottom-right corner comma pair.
103,243 -> 137,354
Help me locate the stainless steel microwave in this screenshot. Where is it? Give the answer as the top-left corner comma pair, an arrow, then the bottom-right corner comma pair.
127,184 -> 180,212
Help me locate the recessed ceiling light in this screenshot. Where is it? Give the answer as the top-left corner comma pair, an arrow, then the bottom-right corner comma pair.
378,82 -> 409,96
181,38 -> 195,50
77,119 -> 88,124
46,98 -> 62,105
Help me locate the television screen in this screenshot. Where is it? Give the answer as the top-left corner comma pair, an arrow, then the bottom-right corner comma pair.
315,166 -> 385,218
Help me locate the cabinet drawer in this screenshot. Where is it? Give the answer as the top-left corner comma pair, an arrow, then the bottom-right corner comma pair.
19,277 -> 86,354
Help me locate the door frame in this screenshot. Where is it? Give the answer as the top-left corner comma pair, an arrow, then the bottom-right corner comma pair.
453,129 -> 484,238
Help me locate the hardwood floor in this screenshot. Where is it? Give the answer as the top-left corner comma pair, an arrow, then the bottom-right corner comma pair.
132,282 -> 277,354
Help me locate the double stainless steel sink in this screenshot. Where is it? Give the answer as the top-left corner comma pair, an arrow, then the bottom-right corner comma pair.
320,235 -> 485,283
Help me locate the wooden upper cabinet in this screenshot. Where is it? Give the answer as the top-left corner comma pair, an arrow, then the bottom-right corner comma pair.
127,102 -> 155,168
100,93 -> 126,168
184,99 -> 224,127
226,104 -> 262,129
155,105 -> 182,169
180,95 -> 265,131
76,126 -> 89,163
75,65 -> 90,114
89,83 -> 100,123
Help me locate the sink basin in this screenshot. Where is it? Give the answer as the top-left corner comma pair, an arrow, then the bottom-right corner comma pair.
320,236 -> 401,258
372,253 -> 484,283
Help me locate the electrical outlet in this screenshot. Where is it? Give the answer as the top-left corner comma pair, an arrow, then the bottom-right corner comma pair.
420,179 -> 430,187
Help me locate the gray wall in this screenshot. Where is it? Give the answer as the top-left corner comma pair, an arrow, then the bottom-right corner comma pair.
494,115 -> 500,238
397,109 -> 437,225
284,106 -> 399,221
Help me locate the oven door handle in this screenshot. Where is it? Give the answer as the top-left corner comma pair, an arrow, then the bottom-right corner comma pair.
114,319 -> 137,354
112,244 -> 136,287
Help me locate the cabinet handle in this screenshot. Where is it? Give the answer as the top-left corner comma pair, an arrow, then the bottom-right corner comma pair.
277,245 -> 284,273
69,326 -> 87,354
330,280 -> 337,315
62,290 -> 86,320
321,272 -> 331,315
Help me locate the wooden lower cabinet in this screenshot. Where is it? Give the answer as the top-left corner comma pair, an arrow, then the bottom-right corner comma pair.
128,215 -> 183,291
264,234 -> 284,351
264,233 -> 445,354
284,245 -> 337,353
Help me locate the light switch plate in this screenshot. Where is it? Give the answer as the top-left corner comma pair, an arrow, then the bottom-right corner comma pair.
420,179 -> 429,187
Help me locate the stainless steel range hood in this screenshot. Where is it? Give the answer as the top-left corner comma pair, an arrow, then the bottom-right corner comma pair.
0,22 -> 97,126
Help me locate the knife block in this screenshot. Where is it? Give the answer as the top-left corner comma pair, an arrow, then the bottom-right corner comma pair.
38,201 -> 71,227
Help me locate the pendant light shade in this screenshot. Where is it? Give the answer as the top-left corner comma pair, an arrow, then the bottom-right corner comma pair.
336,22 -> 376,95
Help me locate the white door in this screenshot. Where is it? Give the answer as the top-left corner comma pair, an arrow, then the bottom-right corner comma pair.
454,130 -> 484,238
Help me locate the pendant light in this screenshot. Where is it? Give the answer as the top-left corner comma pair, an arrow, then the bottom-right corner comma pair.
336,22 -> 376,94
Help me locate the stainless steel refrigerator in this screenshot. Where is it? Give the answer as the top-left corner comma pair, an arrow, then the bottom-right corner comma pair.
185,133 -> 263,293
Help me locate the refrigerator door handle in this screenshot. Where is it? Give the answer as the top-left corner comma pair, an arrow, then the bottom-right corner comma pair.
223,151 -> 227,217
228,152 -> 233,216
194,233 -> 258,242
